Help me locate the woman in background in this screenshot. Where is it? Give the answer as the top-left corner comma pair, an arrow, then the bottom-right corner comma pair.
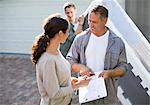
31,13 -> 80,105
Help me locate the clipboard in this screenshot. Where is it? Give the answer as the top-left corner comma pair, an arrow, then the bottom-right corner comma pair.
79,75 -> 107,103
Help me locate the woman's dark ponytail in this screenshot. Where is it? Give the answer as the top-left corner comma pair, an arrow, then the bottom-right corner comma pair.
31,33 -> 50,64
31,13 -> 69,64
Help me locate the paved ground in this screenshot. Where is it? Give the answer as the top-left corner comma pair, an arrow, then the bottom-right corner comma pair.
0,54 -> 79,105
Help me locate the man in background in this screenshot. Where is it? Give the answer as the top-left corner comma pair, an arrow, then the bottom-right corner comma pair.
60,2 -> 84,57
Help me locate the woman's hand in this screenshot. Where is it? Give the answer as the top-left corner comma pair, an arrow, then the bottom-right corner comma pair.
71,76 -> 92,90
71,77 -> 80,90
71,77 -> 78,86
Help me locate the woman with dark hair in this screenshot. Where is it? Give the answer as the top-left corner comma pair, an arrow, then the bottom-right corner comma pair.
31,13 -> 81,105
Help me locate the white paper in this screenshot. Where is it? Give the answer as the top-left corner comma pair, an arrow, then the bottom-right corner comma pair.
79,73 -> 107,103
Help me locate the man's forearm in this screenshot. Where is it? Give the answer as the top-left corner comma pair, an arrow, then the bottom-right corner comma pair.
99,67 -> 126,79
109,67 -> 126,77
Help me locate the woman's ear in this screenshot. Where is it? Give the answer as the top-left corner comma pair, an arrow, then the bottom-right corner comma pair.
58,30 -> 63,36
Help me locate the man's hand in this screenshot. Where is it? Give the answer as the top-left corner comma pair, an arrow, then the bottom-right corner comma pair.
78,15 -> 84,26
80,65 -> 93,77
75,15 -> 85,35
99,70 -> 112,79
71,64 -> 93,77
